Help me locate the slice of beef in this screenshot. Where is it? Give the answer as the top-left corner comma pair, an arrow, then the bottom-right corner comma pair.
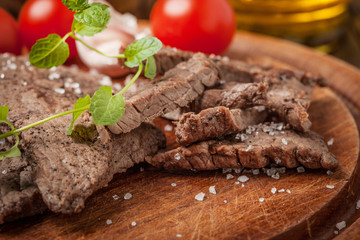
108,53 -> 221,134
0,54 -> 165,223
147,122 -> 338,171
175,106 -> 267,146
199,82 -> 268,110
154,47 -> 193,75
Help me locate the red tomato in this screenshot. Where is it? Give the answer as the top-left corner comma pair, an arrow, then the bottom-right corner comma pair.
150,0 -> 235,55
0,8 -> 21,55
18,0 -> 78,59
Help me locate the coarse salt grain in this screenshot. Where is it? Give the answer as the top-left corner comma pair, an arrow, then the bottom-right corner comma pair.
54,88 -> 65,94
278,189 -> 285,193
327,170 -> 333,175
240,134 -> 248,141
113,83 -> 122,91
234,168 -> 242,174
140,167 -> 144,172
274,157 -> 281,165
2,170 -> 7,175
106,219 -> 112,225
131,221 -> 136,226
334,230 -> 339,235
171,183 -> 177,187
124,193 -> 132,200
112,194 -> 119,200
252,169 -> 260,175
356,200 -> 360,210
272,172 -> 280,180
245,145 -> 253,152
286,189 -> 291,194
176,234 -> 182,238
297,166 -> 305,173
74,88 -> 82,94
50,66 -> 57,71
224,200 -> 227,203
326,185 -> 335,189
226,174 -> 234,180
271,188 -> 277,194
0,73 -> 4,79
22,81 -> 28,86
8,63 -> 17,70
281,138 -> 288,145
174,153 -> 181,160
48,72 -> 60,80
235,181 -> 240,185
238,175 -> 249,183
241,184 -> 245,187
100,76 -> 112,86
327,138 -> 334,146
164,124 -> 173,131
259,198 -> 265,202
195,192 -> 205,201
336,221 -> 346,230
209,186 -> 216,194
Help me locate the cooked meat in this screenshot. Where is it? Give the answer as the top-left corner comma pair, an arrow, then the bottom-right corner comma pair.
154,47 -> 193,75
199,82 -> 268,110
0,54 -> 165,224
175,106 -> 267,146
147,123 -> 338,171
108,53 -> 221,134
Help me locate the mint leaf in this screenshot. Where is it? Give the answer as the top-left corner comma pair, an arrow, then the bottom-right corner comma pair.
89,86 -> 125,126
62,0 -> 89,11
29,34 -> 70,69
0,105 -> 9,122
124,37 -> 162,68
0,143 -> 21,160
144,56 -> 156,79
73,2 -> 110,36
67,95 -> 91,135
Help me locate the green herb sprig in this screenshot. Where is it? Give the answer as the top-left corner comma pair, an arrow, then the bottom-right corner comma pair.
0,0 -> 162,160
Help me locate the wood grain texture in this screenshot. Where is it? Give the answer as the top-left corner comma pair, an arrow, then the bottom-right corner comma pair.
1,31 -> 360,239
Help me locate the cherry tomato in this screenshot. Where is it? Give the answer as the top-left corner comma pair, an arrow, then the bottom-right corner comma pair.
150,0 -> 235,55
0,8 -> 21,55
18,0 -> 78,59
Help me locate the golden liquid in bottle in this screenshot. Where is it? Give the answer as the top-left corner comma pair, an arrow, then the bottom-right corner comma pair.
228,0 -> 350,52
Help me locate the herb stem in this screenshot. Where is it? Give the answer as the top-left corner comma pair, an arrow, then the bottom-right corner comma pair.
118,62 -> 143,95
70,33 -> 126,58
0,105 -> 90,139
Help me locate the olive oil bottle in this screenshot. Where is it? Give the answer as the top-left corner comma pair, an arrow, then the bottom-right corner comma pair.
228,0 -> 350,52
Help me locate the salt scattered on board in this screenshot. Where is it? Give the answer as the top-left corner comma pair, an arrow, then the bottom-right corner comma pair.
278,189 -> 285,193
327,138 -> 334,146
112,194 -> 119,200
209,186 -> 216,195
174,153 -> 181,160
164,124 -> 173,131
297,167 -> 305,173
259,198 -> 265,203
226,174 -> 234,180
176,234 -> 182,238
124,193 -> 132,200
131,221 -> 137,227
171,183 -> 177,187
195,192 -> 205,201
106,219 -> 112,225
271,188 -> 277,194
336,221 -> 346,231
238,175 -> 249,183
326,185 -> 335,189
357,200 -> 360,210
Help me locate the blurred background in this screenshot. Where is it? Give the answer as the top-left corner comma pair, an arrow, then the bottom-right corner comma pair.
1,0 -> 360,68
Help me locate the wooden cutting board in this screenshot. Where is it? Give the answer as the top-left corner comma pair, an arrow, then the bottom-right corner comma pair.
1,31 -> 360,240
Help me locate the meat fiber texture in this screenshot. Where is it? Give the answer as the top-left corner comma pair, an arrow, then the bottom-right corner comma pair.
175,106 -> 267,146
108,53 -> 221,134
0,54 -> 165,224
148,123 -> 338,171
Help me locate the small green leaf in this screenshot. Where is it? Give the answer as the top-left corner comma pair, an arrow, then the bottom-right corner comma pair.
67,95 -> 91,135
124,37 -> 162,68
0,144 -> 21,160
73,2 -> 110,36
0,105 -> 9,122
89,86 -> 125,126
29,34 -> 70,69
62,0 -> 89,11
144,56 -> 156,79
